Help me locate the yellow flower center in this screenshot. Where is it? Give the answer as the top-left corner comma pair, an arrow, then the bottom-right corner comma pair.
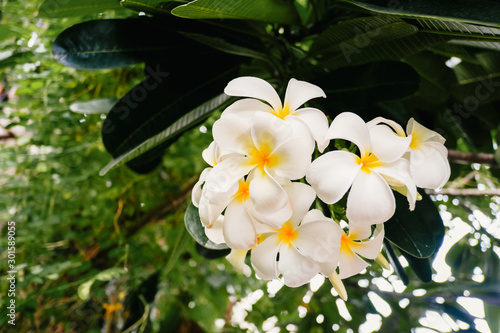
272,104 -> 292,120
234,179 -> 250,202
250,144 -> 278,171
409,132 -> 420,150
356,153 -> 381,173
275,222 -> 297,245
340,233 -> 354,250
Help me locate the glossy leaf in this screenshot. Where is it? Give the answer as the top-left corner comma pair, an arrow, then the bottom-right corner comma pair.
185,203 -> 229,250
53,18 -> 206,69
400,251 -> 432,282
38,0 -> 123,18
120,0 -> 186,15
171,0 -> 300,25
384,240 -> 409,286
100,57 -> 240,174
384,191 -> 445,258
340,0 -> 500,28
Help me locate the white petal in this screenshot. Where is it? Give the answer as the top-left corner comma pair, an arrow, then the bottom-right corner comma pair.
369,124 -> 411,163
203,155 -> 252,201
285,182 -> 317,227
338,246 -> 370,279
407,118 -> 446,144
224,201 -> 257,250
224,76 -> 282,111
226,249 -> 251,277
293,221 -> 342,263
349,224 -> 384,260
367,116 -> 406,137
409,142 -> 450,189
270,138 -> 312,180
212,114 -> 253,155
192,167 -> 211,207
325,112 -> 371,157
301,209 -> 331,225
293,108 -> 329,152
202,141 -> 220,167
251,111 -> 292,152
374,158 -> 417,210
346,170 -> 395,225
199,191 -> 231,227
283,78 -> 326,112
278,243 -> 320,287
347,223 -> 373,241
249,169 -> 291,224
204,215 -> 225,244
251,234 -> 280,280
306,151 -> 360,204
222,98 -> 270,118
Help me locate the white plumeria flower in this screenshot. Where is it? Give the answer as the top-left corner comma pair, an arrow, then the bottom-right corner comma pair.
223,76 -> 329,152
306,112 -> 417,226
367,117 -> 450,189
201,111 -> 312,229
192,141 -> 220,207
251,183 -> 342,287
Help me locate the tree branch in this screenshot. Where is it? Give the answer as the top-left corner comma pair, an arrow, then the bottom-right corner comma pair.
448,150 -> 498,167
427,188 -> 500,196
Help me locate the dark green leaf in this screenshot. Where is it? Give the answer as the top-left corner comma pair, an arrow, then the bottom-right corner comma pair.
385,190 -> 445,258
185,203 -> 229,250
400,251 -> 432,282
312,60 -> 420,110
195,243 -> 231,259
38,0 -> 123,18
171,0 -> 300,25
101,57 -> 240,174
53,18 -> 208,69
340,0 -> 500,28
384,240 -> 409,285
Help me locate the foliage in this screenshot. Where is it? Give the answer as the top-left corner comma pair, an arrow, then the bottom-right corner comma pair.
1,0 -> 499,332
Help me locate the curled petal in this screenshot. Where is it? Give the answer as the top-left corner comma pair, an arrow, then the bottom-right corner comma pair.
249,169 -> 291,225
224,201 -> 257,250
213,114 -> 253,155
285,182 -> 316,228
293,108 -> 329,152
251,234 -> 280,280
293,221 -> 342,263
306,151 -> 360,204
346,170 -> 395,225
407,118 -> 446,144
192,167 -> 211,207
349,224 -> 385,260
221,98 -> 269,118
226,249 -> 251,277
203,155 -> 252,201
204,215 -> 225,244
367,116 -> 406,137
202,141 -> 220,167
369,124 -> 411,163
347,223 -> 373,241
224,76 -> 282,111
283,78 -> 326,112
409,142 -> 450,189
278,243 -> 320,287
325,112 -> 371,157
301,209 -> 331,225
199,191 -> 232,227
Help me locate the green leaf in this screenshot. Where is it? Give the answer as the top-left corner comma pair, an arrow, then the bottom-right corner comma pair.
77,267 -> 126,300
384,190 -> 445,258
413,18 -> 500,40
120,0 -> 186,16
400,251 -> 432,282
384,240 -> 409,286
340,0 -> 500,28
69,98 -> 117,114
0,25 -> 17,42
38,0 -> 123,18
184,202 -> 229,250
312,60 -> 420,110
171,0 -> 300,25
99,93 -> 230,175
53,18 -> 206,69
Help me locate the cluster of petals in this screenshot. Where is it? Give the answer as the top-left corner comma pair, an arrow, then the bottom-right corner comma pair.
192,76 -> 451,294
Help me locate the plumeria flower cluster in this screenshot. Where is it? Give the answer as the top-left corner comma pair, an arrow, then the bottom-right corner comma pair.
192,76 -> 450,300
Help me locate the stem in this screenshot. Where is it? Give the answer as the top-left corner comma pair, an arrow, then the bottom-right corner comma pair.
448,150 -> 498,167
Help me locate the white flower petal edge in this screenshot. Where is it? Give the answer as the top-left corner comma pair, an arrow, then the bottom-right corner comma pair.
325,112 -> 372,156
283,78 -> 326,112
224,200 -> 258,250
224,76 -> 282,110
226,249 -> 252,277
